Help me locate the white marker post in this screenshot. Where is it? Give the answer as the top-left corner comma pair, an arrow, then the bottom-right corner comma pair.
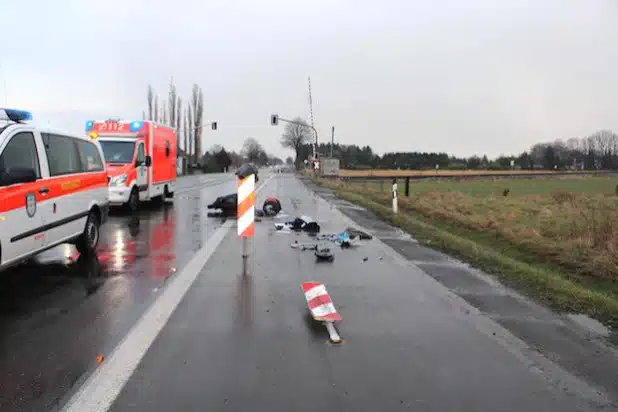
392,178 -> 398,214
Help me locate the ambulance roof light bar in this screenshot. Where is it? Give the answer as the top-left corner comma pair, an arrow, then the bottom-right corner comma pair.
85,120 -> 144,133
0,108 -> 33,123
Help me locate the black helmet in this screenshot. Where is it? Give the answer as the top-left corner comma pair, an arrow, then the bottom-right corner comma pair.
235,163 -> 259,181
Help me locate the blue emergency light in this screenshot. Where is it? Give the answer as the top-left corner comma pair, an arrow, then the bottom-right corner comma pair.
129,121 -> 143,132
85,120 -> 94,131
0,108 -> 33,122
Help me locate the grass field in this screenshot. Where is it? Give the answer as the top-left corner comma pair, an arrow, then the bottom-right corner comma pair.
318,174 -> 618,334
339,169 -> 604,177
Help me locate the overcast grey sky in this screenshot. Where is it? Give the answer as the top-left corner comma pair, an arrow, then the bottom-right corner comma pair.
1,0 -> 617,159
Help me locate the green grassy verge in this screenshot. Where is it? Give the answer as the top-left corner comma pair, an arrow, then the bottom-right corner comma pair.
320,182 -> 618,334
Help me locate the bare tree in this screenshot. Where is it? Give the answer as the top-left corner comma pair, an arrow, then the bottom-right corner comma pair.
168,78 -> 177,130
187,105 -> 194,163
209,144 -> 224,155
183,106 -> 189,170
242,137 -> 266,163
176,97 -> 182,132
551,140 -> 570,167
280,117 -> 311,169
175,97 -> 182,152
147,85 -> 154,120
142,110 -> 146,120
228,151 -> 244,167
529,143 -> 547,167
162,106 -> 168,125
565,137 -> 582,152
154,94 -> 159,122
191,84 -> 204,164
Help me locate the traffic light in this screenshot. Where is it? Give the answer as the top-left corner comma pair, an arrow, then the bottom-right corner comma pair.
211,122 -> 217,130
270,114 -> 279,126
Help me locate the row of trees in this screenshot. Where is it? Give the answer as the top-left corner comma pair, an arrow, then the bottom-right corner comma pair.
145,79 -> 204,166
275,116 -> 618,171
196,139 -> 287,173
143,87 -> 618,172
145,81 -> 291,174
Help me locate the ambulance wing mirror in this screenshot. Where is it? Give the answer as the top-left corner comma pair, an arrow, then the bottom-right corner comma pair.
1,167 -> 37,186
145,156 -> 152,167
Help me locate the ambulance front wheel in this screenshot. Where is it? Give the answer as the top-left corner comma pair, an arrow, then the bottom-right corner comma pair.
76,212 -> 100,255
128,188 -> 139,212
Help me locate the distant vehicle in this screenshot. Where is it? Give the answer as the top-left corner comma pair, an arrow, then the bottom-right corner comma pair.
0,108 -> 109,271
86,120 -> 177,211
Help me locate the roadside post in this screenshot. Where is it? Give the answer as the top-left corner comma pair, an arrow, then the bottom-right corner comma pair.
404,177 -> 410,197
392,178 -> 398,213
237,166 -> 256,275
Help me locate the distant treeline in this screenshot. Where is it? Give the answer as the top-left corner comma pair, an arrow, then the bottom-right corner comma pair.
298,129 -> 618,170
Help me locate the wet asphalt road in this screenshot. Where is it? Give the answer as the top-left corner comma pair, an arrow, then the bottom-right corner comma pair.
0,173 -> 238,412
4,172 -> 618,412
64,173 -> 614,412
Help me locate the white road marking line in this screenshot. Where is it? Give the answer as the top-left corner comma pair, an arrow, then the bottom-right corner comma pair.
61,173 -> 275,412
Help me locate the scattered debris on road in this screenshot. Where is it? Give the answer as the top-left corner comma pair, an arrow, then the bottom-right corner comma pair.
274,215 -> 320,233
207,193 -> 237,217
261,197 -> 282,216
345,227 -> 373,240
315,248 -> 334,262
290,240 -> 320,251
208,195 -> 283,219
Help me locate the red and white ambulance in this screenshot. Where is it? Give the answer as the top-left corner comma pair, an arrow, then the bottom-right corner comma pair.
86,119 -> 177,211
0,109 -> 109,271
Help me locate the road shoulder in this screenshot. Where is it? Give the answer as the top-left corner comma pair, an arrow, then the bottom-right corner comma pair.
301,176 -> 618,406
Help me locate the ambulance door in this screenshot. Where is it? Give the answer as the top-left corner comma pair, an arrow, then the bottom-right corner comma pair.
135,142 -> 148,200
0,131 -> 46,263
41,133 -> 86,244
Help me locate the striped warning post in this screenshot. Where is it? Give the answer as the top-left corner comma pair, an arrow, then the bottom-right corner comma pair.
237,174 -> 255,237
301,282 -> 342,321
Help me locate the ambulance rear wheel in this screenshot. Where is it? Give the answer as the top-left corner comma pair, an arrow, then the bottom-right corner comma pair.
164,185 -> 174,199
128,188 -> 139,212
152,195 -> 164,206
76,212 -> 100,255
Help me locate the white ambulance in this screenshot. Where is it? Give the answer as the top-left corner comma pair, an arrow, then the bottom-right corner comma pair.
0,109 -> 110,271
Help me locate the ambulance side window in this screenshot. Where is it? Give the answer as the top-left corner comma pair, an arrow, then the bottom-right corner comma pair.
0,132 -> 41,186
42,133 -> 82,176
135,144 -> 145,166
76,140 -> 104,172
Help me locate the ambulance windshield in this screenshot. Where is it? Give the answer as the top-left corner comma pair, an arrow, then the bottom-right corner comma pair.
100,141 -> 136,164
